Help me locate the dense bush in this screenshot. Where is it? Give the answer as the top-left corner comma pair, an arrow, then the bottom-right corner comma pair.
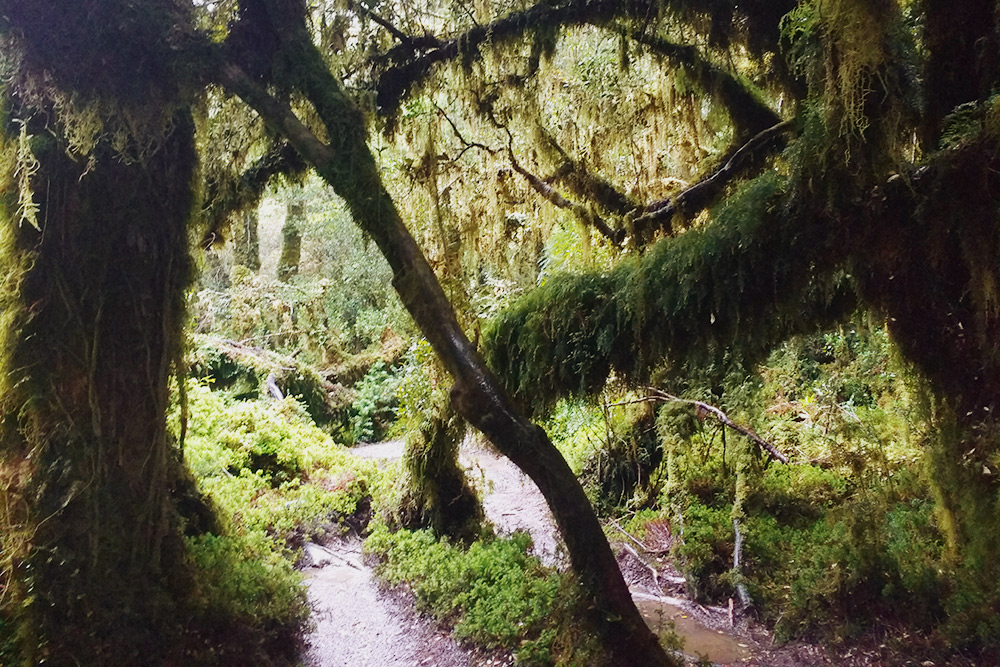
170,381 -> 383,659
364,525 -> 602,665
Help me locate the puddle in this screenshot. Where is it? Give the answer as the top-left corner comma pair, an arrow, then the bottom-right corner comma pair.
634,594 -> 752,665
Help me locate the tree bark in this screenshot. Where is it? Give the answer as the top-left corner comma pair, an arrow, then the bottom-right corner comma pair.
217,24 -> 673,665
277,188 -> 304,281
0,110 -> 197,664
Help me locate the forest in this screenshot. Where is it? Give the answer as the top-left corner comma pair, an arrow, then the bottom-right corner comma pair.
0,0 -> 998,665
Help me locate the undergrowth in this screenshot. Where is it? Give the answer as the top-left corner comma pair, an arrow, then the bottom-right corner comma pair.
169,380 -> 384,662
364,525 -> 603,665
548,321 -> 953,656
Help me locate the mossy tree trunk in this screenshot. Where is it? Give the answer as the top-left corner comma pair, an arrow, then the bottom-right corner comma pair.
396,394 -> 484,542
234,207 -> 262,272
0,113 -> 198,663
277,188 -> 304,282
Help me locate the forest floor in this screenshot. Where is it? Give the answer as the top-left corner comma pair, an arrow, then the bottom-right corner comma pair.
297,441 -> 881,667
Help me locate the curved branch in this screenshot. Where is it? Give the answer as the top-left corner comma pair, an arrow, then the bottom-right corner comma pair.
632,120 -> 793,237
201,140 -> 307,241
632,33 -> 780,140
372,0 -> 659,116
512,120 -> 793,246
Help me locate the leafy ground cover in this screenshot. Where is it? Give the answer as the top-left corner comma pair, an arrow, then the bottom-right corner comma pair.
168,380 -> 386,662
544,322 -> 958,661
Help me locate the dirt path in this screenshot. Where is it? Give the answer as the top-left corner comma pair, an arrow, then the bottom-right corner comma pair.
298,539 -> 481,667
301,440 -> 847,666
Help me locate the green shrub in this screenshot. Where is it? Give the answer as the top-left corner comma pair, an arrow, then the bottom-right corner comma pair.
672,500 -> 734,601
166,380 -> 384,661
350,360 -> 401,443
178,380 -> 379,542
364,525 -> 601,665
187,531 -> 308,629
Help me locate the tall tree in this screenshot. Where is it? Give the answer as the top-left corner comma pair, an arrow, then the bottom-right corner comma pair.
0,2 -> 203,662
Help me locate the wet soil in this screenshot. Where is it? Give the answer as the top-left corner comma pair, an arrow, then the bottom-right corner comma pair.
300,440 -> 856,666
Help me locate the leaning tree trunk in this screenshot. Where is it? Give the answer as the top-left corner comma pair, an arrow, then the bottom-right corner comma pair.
0,112 -> 197,664
218,7 -> 672,663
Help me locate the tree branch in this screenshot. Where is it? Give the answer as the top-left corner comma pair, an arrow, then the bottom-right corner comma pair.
631,120 -> 793,238
371,0 -> 659,116
511,120 -> 792,246
632,32 -> 780,140
643,388 -> 789,464
534,126 -> 639,218
200,140 -> 307,241
355,4 -> 416,45
508,149 -> 623,243
435,103 -> 498,160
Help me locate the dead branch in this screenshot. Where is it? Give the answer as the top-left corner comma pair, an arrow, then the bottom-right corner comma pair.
641,388 -> 789,464
609,517 -> 667,554
621,542 -> 663,592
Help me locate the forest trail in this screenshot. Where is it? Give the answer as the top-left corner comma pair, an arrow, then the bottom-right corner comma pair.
299,441 -> 838,667
298,537 -> 481,666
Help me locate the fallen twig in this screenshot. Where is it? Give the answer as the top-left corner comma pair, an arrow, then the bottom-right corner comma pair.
622,542 -> 663,592
609,517 -> 670,555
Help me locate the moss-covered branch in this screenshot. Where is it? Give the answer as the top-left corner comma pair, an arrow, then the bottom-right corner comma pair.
200,139 -> 306,243
368,0 -> 797,118
508,150 -> 622,243
371,0 -> 660,116
483,173 -> 856,409
633,120 -> 794,237
511,120 -> 793,246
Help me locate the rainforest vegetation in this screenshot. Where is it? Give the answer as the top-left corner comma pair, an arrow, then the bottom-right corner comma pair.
0,0 -> 998,665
